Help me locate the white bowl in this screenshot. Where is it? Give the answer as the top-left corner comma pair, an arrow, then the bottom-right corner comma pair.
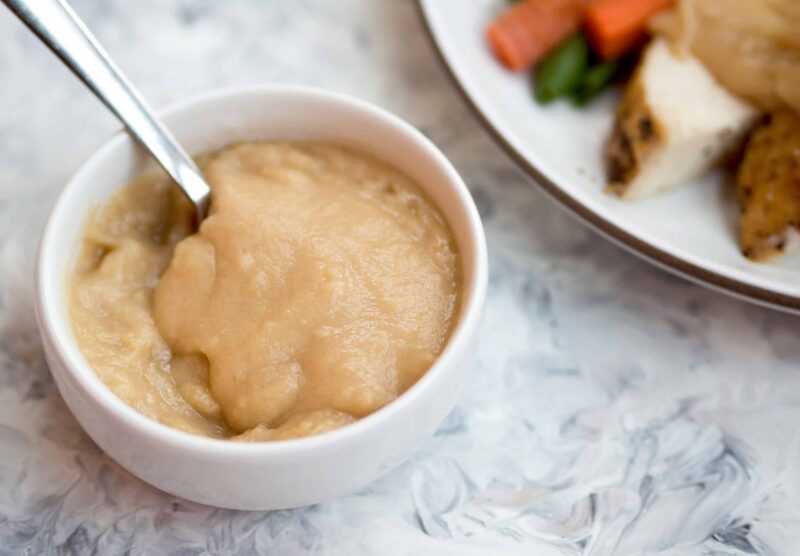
34,85 -> 488,510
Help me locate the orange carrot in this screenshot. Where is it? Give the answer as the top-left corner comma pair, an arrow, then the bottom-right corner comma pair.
584,0 -> 674,60
486,0 -> 587,71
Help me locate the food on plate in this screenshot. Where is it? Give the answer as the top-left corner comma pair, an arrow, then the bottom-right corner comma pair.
70,141 -> 461,441
606,38 -> 757,200
485,0 -> 800,263
650,0 -> 800,114
486,0 -> 586,71
737,110 -> 800,261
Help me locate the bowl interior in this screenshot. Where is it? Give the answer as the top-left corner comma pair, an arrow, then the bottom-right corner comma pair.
39,85 -> 487,451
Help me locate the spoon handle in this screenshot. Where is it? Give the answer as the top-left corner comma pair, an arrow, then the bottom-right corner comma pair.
3,0 -> 211,221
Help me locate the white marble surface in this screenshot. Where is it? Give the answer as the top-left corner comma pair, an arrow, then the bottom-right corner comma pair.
1,1 -> 799,554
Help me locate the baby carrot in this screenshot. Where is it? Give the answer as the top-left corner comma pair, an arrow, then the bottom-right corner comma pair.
486,0 -> 588,71
584,0 -> 674,60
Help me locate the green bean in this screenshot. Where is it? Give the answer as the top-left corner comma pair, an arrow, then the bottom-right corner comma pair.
573,61 -> 619,106
534,34 -> 589,104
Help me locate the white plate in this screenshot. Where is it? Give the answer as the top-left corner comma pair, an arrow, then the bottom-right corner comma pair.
419,0 -> 800,312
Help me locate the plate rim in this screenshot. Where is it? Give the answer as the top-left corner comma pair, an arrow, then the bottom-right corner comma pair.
416,0 -> 800,314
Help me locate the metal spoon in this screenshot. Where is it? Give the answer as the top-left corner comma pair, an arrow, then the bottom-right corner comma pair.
3,0 -> 212,223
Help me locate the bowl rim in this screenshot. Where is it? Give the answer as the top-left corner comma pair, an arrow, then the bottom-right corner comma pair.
35,84 -> 488,457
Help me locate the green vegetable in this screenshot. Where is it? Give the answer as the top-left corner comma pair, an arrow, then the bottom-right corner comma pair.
572,61 -> 619,106
534,34 -> 589,104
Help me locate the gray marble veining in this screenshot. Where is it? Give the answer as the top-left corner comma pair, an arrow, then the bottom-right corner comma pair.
1,1 -> 798,554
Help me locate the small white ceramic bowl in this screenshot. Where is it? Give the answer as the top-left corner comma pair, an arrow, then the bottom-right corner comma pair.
34,85 -> 487,510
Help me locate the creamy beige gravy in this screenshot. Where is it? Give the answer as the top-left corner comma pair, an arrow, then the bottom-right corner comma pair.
70,142 -> 460,441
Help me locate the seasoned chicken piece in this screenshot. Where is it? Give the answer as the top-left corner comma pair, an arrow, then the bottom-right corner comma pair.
738,109 -> 800,261
607,38 -> 757,200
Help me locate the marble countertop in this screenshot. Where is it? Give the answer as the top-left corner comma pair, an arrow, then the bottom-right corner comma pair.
1,1 -> 798,554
